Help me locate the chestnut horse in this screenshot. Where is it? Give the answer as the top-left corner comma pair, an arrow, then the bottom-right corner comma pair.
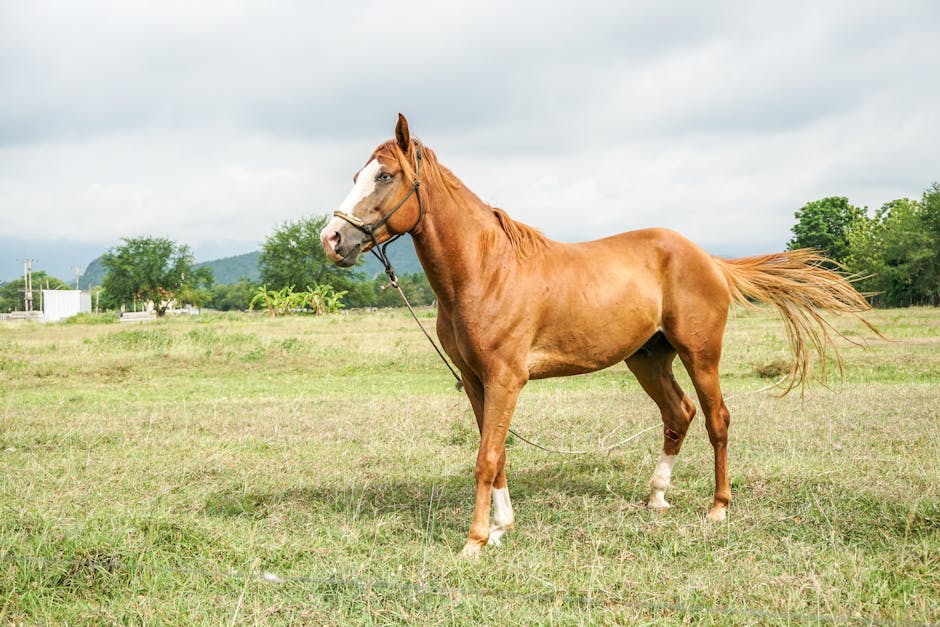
320,114 -> 874,557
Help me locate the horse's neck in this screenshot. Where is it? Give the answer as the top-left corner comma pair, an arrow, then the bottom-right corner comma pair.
411,182 -> 509,307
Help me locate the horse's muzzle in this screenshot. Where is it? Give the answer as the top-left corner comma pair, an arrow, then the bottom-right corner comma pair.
321,218 -> 367,267
335,242 -> 362,267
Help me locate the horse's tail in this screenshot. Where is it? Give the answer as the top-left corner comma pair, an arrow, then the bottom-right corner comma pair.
713,249 -> 881,394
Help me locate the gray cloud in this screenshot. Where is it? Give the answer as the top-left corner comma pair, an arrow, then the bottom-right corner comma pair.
1,0 -> 937,271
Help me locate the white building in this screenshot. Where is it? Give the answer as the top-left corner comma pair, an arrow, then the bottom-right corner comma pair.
42,290 -> 92,322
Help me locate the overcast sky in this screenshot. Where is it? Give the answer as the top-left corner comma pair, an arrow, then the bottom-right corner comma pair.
1,1 -> 938,280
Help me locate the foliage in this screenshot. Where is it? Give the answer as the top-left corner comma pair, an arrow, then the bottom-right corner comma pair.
62,312 -> 119,325
259,215 -> 365,301
788,196 -> 866,264
0,271 -> 70,313
208,278 -> 259,311
308,284 -> 348,314
369,272 -> 435,308
100,237 -> 214,316
843,184 -> 940,306
792,184 -> 940,307
249,285 -> 304,317
248,284 -> 347,316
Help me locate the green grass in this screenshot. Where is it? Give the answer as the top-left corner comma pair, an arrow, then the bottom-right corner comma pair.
1,307 -> 938,624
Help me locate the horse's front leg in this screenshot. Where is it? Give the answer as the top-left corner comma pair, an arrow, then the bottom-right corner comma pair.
461,371 -> 515,551
461,372 -> 524,558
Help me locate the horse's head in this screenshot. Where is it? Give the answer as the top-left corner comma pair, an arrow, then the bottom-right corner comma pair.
320,113 -> 424,267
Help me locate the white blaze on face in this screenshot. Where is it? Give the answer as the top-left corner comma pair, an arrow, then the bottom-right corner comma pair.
320,159 -> 383,250
488,487 -> 514,547
648,452 -> 677,510
338,158 -> 381,216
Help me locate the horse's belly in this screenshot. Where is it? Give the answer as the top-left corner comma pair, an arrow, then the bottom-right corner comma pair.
525,326 -> 655,380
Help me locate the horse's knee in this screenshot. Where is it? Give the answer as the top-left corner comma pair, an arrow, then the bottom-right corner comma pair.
475,448 -> 502,484
706,404 -> 731,446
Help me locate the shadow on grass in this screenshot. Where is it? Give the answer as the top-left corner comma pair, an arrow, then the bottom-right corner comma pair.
203,456 -> 648,524
203,460 -> 939,551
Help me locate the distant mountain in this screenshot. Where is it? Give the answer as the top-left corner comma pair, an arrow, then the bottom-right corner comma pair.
194,251 -> 260,284
78,251 -> 261,288
358,239 -> 423,278
78,257 -> 106,289
75,244 -> 422,289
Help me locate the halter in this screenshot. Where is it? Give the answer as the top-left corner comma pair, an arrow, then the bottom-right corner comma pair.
332,144 -> 425,286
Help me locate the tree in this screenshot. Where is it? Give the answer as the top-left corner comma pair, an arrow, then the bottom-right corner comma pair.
920,182 -> 940,303
845,192 -> 940,307
369,272 -> 435,308
259,215 -> 366,303
788,197 -> 866,265
100,237 -> 213,316
209,278 -> 259,311
0,272 -> 70,313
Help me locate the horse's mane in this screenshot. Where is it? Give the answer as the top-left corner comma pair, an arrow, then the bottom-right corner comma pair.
491,208 -> 549,261
382,139 -> 548,260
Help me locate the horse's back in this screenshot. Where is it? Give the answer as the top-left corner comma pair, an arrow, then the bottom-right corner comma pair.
554,227 -> 729,300
522,227 -> 730,377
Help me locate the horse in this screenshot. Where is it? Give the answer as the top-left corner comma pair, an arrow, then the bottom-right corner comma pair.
320,114 -> 876,558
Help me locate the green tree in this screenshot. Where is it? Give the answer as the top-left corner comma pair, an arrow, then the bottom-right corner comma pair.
370,273 -> 435,308
209,278 -> 258,311
846,192 -> 940,307
920,182 -> 940,302
0,272 -> 70,313
259,215 -> 366,303
788,197 -> 866,264
100,237 -> 213,316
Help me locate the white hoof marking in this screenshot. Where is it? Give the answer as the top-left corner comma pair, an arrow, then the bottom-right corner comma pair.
489,487 -> 514,548
706,506 -> 727,522
648,452 -> 676,509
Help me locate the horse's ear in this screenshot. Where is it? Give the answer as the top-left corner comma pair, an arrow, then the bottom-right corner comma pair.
395,113 -> 411,152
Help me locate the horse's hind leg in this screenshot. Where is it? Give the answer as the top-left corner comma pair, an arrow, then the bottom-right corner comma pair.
626,334 -> 697,511
672,341 -> 732,522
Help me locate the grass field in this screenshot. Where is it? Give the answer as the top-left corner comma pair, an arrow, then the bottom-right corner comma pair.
1,306 -> 938,624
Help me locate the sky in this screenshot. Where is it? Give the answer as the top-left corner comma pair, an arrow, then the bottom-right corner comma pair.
1,1 -> 938,283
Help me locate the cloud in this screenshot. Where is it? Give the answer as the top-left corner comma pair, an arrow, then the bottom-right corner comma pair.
1,0 -> 937,260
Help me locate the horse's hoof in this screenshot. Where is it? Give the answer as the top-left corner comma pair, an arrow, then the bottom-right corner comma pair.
487,522 -> 513,547
647,497 -> 671,511
706,505 -> 727,522
459,542 -> 483,558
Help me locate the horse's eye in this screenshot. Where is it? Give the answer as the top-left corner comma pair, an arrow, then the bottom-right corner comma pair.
376,172 -> 393,183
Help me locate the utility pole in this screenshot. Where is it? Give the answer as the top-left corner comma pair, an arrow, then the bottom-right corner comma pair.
18,258 -> 37,312
72,266 -> 82,290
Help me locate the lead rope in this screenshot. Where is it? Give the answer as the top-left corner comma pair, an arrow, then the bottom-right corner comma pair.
377,258 -> 464,391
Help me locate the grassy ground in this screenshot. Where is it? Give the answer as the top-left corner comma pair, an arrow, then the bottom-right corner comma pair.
1,307 -> 938,624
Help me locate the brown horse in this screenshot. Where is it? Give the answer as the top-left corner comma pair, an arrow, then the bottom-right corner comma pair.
320,114 -> 875,557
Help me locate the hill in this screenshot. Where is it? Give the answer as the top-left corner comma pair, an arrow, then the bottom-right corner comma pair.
194,251 -> 260,284
358,240 -> 423,278
77,257 -> 106,289
76,243 -> 422,288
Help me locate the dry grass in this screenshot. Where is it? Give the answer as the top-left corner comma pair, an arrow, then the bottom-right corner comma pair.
0,306 -> 938,624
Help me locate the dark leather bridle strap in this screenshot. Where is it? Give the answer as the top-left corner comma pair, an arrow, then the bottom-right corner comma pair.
332,144 -> 425,283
